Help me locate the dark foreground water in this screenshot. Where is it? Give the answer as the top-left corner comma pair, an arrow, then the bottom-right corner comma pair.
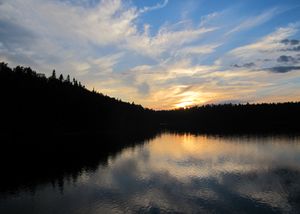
1,133 -> 300,213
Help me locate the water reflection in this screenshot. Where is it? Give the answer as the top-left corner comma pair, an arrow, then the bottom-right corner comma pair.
1,133 -> 300,213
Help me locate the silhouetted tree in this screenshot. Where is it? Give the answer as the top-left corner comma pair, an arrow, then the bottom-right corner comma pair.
59,74 -> 64,82
73,78 -> 78,86
66,75 -> 70,83
51,70 -> 56,79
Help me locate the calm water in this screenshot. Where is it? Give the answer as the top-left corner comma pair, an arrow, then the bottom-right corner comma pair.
1,133 -> 300,213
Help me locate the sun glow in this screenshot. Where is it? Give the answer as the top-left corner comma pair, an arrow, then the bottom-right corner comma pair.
175,101 -> 194,109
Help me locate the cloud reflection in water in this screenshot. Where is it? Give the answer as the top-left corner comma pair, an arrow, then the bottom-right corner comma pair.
1,133 -> 300,213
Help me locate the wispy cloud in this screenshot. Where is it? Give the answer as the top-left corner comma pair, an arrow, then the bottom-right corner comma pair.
226,8 -> 279,35
217,24 -> 299,69
127,25 -> 217,58
176,44 -> 221,57
0,0 -> 216,64
139,0 -> 169,13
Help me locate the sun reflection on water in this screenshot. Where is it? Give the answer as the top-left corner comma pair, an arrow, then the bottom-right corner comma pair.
1,133 -> 300,213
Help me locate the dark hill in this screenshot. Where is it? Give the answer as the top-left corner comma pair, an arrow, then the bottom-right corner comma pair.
0,62 -> 156,136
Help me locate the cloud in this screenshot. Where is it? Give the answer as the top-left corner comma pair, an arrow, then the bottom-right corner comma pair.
199,12 -> 220,27
139,0 -> 169,13
281,39 -> 300,45
229,25 -> 297,58
0,0 -> 216,66
267,66 -> 300,73
217,23 -> 300,81
232,62 -> 256,68
217,24 -> 300,72
0,20 -> 36,47
177,44 -> 221,56
277,55 -> 299,64
0,0 -> 137,73
280,39 -> 300,52
137,82 -> 150,96
282,46 -> 300,52
126,25 -> 217,58
226,8 -> 278,35
92,53 -> 124,74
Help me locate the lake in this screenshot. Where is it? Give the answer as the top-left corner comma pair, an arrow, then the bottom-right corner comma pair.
1,132 -> 300,213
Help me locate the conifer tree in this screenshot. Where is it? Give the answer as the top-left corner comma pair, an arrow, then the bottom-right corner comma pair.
59,74 -> 64,82
51,70 -> 56,79
66,75 -> 70,83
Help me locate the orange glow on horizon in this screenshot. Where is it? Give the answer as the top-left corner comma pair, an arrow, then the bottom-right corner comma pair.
174,101 -> 194,109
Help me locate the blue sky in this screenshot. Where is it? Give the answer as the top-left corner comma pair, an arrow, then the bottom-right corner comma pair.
1,0 -> 300,109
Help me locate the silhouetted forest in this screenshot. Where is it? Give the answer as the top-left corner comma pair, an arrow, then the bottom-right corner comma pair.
1,62 -> 300,135
158,102 -> 300,133
0,62 -> 157,136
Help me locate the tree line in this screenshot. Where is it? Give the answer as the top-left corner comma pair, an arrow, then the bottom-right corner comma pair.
0,62 -> 299,135
157,102 -> 300,133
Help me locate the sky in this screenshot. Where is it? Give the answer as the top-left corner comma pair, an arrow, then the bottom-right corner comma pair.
1,0 -> 300,109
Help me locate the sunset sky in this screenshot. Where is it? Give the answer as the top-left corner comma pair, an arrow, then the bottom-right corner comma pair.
1,0 -> 300,109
